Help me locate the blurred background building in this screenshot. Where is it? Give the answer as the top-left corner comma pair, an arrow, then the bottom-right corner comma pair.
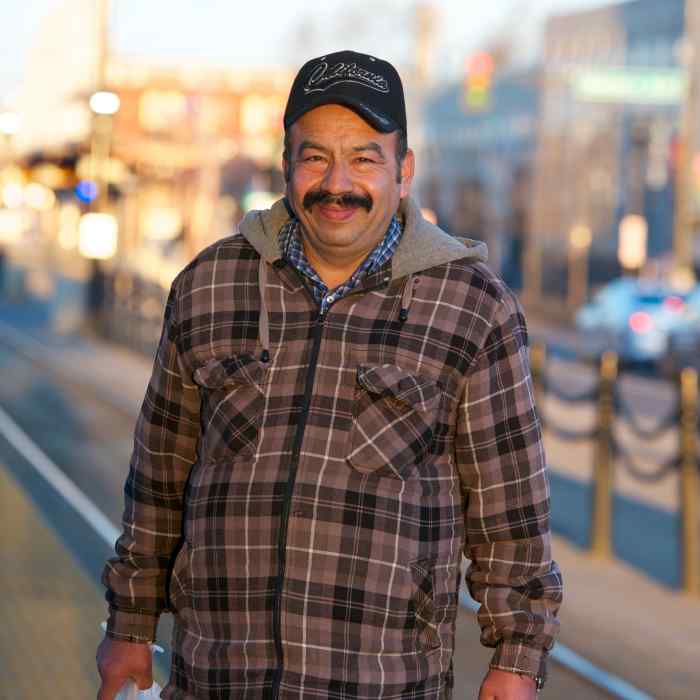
422,63 -> 539,290
527,0 -> 689,304
2,0 -> 700,328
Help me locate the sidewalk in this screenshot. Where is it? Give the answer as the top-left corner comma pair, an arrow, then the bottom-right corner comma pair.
0,458 -> 106,698
2,307 -> 700,699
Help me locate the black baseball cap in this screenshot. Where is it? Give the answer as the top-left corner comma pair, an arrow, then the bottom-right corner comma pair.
284,50 -> 407,136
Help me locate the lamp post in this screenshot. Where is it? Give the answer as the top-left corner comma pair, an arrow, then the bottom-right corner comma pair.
0,110 -> 20,295
81,0 -> 118,330
88,90 -> 120,211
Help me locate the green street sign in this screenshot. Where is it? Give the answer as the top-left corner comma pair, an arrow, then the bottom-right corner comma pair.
572,67 -> 687,105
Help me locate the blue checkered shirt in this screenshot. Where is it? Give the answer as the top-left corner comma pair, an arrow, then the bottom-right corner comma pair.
278,214 -> 402,314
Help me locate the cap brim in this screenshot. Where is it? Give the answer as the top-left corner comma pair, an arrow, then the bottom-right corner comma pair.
285,94 -> 398,133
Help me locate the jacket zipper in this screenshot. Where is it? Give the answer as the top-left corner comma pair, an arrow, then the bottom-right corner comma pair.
272,306 -> 327,699
270,275 -> 392,698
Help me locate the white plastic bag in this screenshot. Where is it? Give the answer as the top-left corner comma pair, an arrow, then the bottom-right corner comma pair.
100,622 -> 164,699
114,679 -> 163,700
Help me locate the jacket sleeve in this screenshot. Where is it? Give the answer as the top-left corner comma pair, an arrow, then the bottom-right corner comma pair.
102,273 -> 201,642
454,289 -> 562,680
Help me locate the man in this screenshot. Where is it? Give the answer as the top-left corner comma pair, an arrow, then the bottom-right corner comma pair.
97,50 -> 562,700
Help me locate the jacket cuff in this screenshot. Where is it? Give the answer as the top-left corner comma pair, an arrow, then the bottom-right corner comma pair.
105,606 -> 158,643
489,641 -> 548,680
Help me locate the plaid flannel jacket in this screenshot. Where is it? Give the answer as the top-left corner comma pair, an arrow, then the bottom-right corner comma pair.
103,197 -> 562,699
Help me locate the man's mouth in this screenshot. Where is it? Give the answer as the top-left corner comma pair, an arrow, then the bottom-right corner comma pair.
316,203 -> 359,222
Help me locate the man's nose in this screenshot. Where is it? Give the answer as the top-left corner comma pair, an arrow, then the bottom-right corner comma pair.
321,159 -> 353,194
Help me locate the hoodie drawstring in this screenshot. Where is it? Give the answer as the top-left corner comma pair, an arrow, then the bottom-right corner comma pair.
258,256 -> 270,363
399,274 -> 415,323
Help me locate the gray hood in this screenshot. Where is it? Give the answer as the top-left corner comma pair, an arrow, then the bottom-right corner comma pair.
237,195 -> 487,279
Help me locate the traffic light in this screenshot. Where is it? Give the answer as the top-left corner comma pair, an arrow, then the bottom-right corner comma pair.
464,51 -> 494,112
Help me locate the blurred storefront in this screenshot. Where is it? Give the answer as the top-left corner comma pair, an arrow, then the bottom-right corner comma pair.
422,63 -> 539,290
2,53 -> 291,332
526,0 -> 686,304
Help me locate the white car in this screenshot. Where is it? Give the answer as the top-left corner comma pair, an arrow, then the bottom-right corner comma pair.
576,278 -> 697,367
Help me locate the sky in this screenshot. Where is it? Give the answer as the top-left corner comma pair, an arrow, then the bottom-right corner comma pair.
0,0 -> 622,102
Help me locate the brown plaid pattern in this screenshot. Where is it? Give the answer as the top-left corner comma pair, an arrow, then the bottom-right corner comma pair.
103,197 -> 561,699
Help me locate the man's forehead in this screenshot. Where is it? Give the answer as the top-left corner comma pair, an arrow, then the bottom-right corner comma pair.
288,104 -> 393,147
292,104 -> 385,134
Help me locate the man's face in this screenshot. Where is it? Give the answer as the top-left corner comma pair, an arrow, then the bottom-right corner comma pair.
284,104 -> 414,260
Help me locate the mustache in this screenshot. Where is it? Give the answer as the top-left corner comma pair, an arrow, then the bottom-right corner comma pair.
302,189 -> 373,212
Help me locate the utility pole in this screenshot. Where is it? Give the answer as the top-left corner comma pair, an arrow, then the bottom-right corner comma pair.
673,0 -> 699,288
412,3 -> 438,198
92,0 -> 112,212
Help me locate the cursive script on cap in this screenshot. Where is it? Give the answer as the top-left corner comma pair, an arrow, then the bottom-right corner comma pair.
304,61 -> 390,94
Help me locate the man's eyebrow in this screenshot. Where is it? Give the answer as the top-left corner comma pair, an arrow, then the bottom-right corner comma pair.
297,140 -> 328,155
352,142 -> 385,157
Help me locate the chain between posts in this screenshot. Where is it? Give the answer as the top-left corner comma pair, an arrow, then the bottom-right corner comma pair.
530,342 -> 598,440
530,341 -> 700,595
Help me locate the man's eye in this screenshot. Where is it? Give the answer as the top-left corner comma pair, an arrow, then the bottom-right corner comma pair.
355,157 -> 375,164
303,155 -> 324,162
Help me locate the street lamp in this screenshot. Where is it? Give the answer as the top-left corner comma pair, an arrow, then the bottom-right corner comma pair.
81,89 -> 120,331
89,91 -> 120,116
87,89 -> 119,211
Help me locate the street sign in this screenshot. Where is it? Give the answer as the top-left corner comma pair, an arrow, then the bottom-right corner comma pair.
572,67 -> 686,105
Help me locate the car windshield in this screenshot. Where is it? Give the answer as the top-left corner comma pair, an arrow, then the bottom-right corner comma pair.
637,293 -> 666,304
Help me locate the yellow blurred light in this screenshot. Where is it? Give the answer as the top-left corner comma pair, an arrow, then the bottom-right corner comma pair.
57,202 -> 81,250
0,111 -> 21,135
78,213 -> 118,260
32,163 -> 68,189
570,224 -> 592,250
139,90 -> 186,132
89,91 -> 120,115
140,207 -> 183,241
2,182 -> 24,208
670,267 -> 696,292
24,182 -> 56,211
0,209 -> 26,243
77,155 -> 129,184
0,164 -> 25,185
420,207 -> 438,224
618,215 -> 648,270
58,225 -> 79,250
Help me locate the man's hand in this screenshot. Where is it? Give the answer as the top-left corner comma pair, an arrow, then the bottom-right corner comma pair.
96,636 -> 153,700
478,668 -> 537,700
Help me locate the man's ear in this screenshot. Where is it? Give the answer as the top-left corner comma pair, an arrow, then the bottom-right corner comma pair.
282,153 -> 291,183
399,148 -> 415,198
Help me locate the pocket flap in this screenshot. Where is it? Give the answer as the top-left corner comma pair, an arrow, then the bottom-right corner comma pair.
193,354 -> 264,390
356,364 -> 442,413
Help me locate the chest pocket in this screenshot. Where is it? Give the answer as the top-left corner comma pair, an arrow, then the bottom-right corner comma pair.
192,354 -> 266,461
347,364 -> 442,479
